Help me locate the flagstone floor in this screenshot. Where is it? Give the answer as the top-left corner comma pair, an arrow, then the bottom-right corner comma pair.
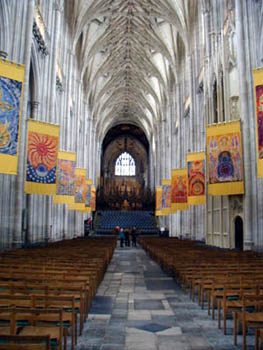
75,244 -> 255,350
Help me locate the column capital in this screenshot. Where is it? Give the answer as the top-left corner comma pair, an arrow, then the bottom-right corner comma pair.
31,101 -> 40,109
201,0 -> 211,14
0,51 -> 8,59
53,0 -> 63,12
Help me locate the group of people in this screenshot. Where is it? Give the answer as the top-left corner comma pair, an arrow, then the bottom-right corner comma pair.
115,226 -> 138,248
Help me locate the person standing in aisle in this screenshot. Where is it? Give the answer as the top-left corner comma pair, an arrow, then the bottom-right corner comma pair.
119,228 -> 125,248
131,226 -> 137,247
124,228 -> 130,247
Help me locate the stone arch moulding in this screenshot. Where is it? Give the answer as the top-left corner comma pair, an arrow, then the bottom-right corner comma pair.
0,0 -> 10,55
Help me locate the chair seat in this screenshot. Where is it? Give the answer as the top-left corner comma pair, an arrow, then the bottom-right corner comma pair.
37,312 -> 71,323
19,326 -> 60,340
0,327 -> 12,335
236,311 -> 263,322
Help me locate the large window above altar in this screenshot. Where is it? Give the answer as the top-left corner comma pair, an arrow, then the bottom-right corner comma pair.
115,152 -> 136,176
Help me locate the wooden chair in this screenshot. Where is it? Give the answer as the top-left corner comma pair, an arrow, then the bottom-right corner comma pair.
255,328 -> 263,350
31,294 -> 77,350
234,294 -> 263,350
0,308 -> 66,350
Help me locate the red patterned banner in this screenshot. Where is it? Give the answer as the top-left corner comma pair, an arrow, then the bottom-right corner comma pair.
187,152 -> 205,205
171,169 -> 188,211
253,68 -> 263,177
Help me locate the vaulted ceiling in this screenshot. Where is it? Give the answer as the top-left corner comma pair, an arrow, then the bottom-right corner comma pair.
70,0 -> 198,144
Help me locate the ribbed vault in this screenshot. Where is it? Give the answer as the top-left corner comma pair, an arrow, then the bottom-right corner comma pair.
70,0 -> 197,143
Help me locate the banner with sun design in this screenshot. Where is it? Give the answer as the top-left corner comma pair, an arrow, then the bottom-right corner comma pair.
253,68 -> 263,178
90,185 -> 96,212
78,179 -> 92,213
206,120 -> 244,195
68,168 -> 87,211
162,179 -> 171,215
53,151 -> 76,204
155,186 -> 162,216
0,59 -> 24,174
25,120 -> 59,195
187,152 -> 206,205
171,169 -> 188,211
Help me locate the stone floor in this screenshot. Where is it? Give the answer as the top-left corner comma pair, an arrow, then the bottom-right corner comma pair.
75,245 -> 255,350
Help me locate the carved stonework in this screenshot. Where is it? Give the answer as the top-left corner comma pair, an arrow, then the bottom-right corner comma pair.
230,195 -> 243,212
224,1 -> 236,70
56,75 -> 63,93
33,21 -> 49,56
227,0 -> 235,12
201,0 -> 211,14
33,6 -> 50,56
53,0 -> 63,12
229,96 -> 239,119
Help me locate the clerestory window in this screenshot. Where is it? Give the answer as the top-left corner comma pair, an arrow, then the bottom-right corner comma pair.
115,152 -> 136,176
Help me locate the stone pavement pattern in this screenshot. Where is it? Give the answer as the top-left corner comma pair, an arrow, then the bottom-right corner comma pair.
75,245 -> 255,350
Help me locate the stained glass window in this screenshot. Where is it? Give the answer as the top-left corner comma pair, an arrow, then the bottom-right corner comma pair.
115,152 -> 136,176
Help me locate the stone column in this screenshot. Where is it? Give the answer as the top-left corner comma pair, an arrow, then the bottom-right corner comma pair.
13,0 -> 35,247
26,101 -> 39,244
46,0 -> 63,240
235,0 -> 256,250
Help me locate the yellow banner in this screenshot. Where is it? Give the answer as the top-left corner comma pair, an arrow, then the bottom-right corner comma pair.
90,185 -> 96,211
0,59 -> 25,174
155,186 -> 162,216
206,120 -> 244,195
53,151 -> 76,204
253,68 -> 263,178
68,203 -> 85,211
187,152 -> 206,205
25,120 -> 59,195
171,169 -> 188,211
162,179 -> 171,215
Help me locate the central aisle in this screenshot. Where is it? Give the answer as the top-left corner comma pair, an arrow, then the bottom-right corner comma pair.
76,245 -> 251,350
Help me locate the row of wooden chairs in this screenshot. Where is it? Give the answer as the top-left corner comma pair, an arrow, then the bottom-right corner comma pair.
0,237 -> 117,350
139,237 -> 263,350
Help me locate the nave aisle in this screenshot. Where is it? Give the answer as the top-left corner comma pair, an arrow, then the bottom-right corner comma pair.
76,246 -> 252,350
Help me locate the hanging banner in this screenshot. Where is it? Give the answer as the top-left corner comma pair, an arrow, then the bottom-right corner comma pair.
206,120 -> 244,195
53,151 -> 76,204
171,169 -> 188,211
0,59 -> 24,174
68,168 -> 86,211
79,179 -> 92,213
187,152 -> 206,205
162,179 -> 171,215
25,120 -> 59,195
155,186 -> 162,216
90,185 -> 96,211
253,68 -> 263,178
